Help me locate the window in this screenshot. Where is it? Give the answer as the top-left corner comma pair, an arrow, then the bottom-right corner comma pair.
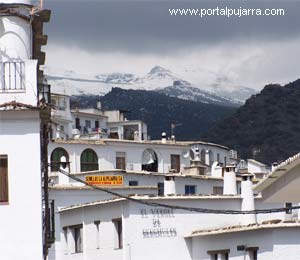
207,250 -> 230,260
94,221 -> 100,249
170,154 -> 180,172
70,224 -> 83,253
157,182 -> 164,196
95,120 -> 99,129
116,152 -> 126,170
50,148 -> 69,171
185,185 -> 196,195
75,118 -> 80,130
80,149 -> 98,172
85,120 -> 91,128
113,218 -> 122,249
217,153 -> 220,162
213,186 -> 223,195
129,180 -> 138,186
0,155 -> 8,202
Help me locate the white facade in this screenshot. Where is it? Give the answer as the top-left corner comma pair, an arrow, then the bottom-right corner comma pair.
190,224 -> 300,260
56,196 -> 285,260
49,139 -> 233,175
0,110 -> 43,259
0,1 -> 50,259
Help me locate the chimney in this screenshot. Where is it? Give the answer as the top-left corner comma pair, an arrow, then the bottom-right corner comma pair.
271,162 -> 278,172
240,174 -> 257,225
164,176 -> 175,195
205,150 -> 210,165
171,135 -> 176,143
134,131 -> 139,141
194,148 -> 200,161
161,132 -> 167,144
96,100 -> 102,110
211,162 -> 222,177
223,165 -> 237,195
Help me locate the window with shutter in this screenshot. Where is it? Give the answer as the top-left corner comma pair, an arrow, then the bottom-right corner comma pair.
116,152 -> 126,170
0,155 -> 8,203
171,154 -> 180,172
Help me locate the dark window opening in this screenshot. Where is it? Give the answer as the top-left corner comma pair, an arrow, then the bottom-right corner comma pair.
158,182 -> 164,196
185,185 -> 196,195
170,154 -> 180,172
116,152 -> 126,170
0,155 -> 8,202
129,181 -> 138,186
80,149 -> 98,172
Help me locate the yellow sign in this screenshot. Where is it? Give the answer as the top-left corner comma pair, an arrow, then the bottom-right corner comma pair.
85,175 -> 123,185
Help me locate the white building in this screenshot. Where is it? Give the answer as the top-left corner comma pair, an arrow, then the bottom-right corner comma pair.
57,192 -> 286,260
51,93 -> 148,141
0,0 -> 51,259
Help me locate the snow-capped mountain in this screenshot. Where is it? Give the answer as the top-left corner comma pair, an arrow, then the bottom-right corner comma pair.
157,80 -> 241,107
46,65 -> 256,105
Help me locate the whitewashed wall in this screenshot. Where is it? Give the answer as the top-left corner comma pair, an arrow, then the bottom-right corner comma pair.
191,228 -> 300,260
49,141 -> 232,175
56,197 -> 286,260
0,110 -> 43,260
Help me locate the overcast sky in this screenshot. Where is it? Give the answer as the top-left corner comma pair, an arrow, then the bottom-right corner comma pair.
43,0 -> 300,89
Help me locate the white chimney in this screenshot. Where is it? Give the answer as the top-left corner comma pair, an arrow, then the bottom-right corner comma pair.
194,148 -> 200,161
171,135 -> 176,143
211,162 -> 222,178
240,175 -> 257,225
271,162 -> 278,172
134,131 -> 139,141
161,132 -> 167,144
96,100 -> 102,110
205,150 -> 210,165
164,176 -> 175,195
223,165 -> 237,195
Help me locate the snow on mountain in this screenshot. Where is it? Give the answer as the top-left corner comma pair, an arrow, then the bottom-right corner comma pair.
157,80 -> 241,107
46,65 -> 256,105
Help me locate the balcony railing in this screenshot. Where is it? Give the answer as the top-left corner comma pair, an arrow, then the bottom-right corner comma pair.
0,62 -> 25,92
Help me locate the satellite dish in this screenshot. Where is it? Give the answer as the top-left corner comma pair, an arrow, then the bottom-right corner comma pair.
182,150 -> 190,159
142,149 -> 156,165
190,149 -> 195,160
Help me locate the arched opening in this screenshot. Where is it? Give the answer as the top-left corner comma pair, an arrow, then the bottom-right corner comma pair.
80,149 -> 99,172
142,149 -> 158,172
200,149 -> 206,164
51,147 -> 69,171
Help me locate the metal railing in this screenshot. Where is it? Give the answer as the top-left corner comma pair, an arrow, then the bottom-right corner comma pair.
0,61 -> 25,91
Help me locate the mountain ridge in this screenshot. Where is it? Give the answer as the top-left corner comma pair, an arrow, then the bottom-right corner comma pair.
47,65 -> 256,105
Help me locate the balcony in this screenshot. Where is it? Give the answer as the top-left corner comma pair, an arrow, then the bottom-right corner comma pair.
0,62 -> 25,92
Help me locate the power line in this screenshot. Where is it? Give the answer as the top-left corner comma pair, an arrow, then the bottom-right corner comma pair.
50,164 -> 299,215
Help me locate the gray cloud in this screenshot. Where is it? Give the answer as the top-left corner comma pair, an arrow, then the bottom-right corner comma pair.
44,0 -> 300,54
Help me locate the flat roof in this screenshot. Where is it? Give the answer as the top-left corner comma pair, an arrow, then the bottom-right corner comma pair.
52,137 -> 229,149
50,185 -> 157,190
71,169 -> 226,181
59,194 -> 242,213
186,220 -> 300,237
